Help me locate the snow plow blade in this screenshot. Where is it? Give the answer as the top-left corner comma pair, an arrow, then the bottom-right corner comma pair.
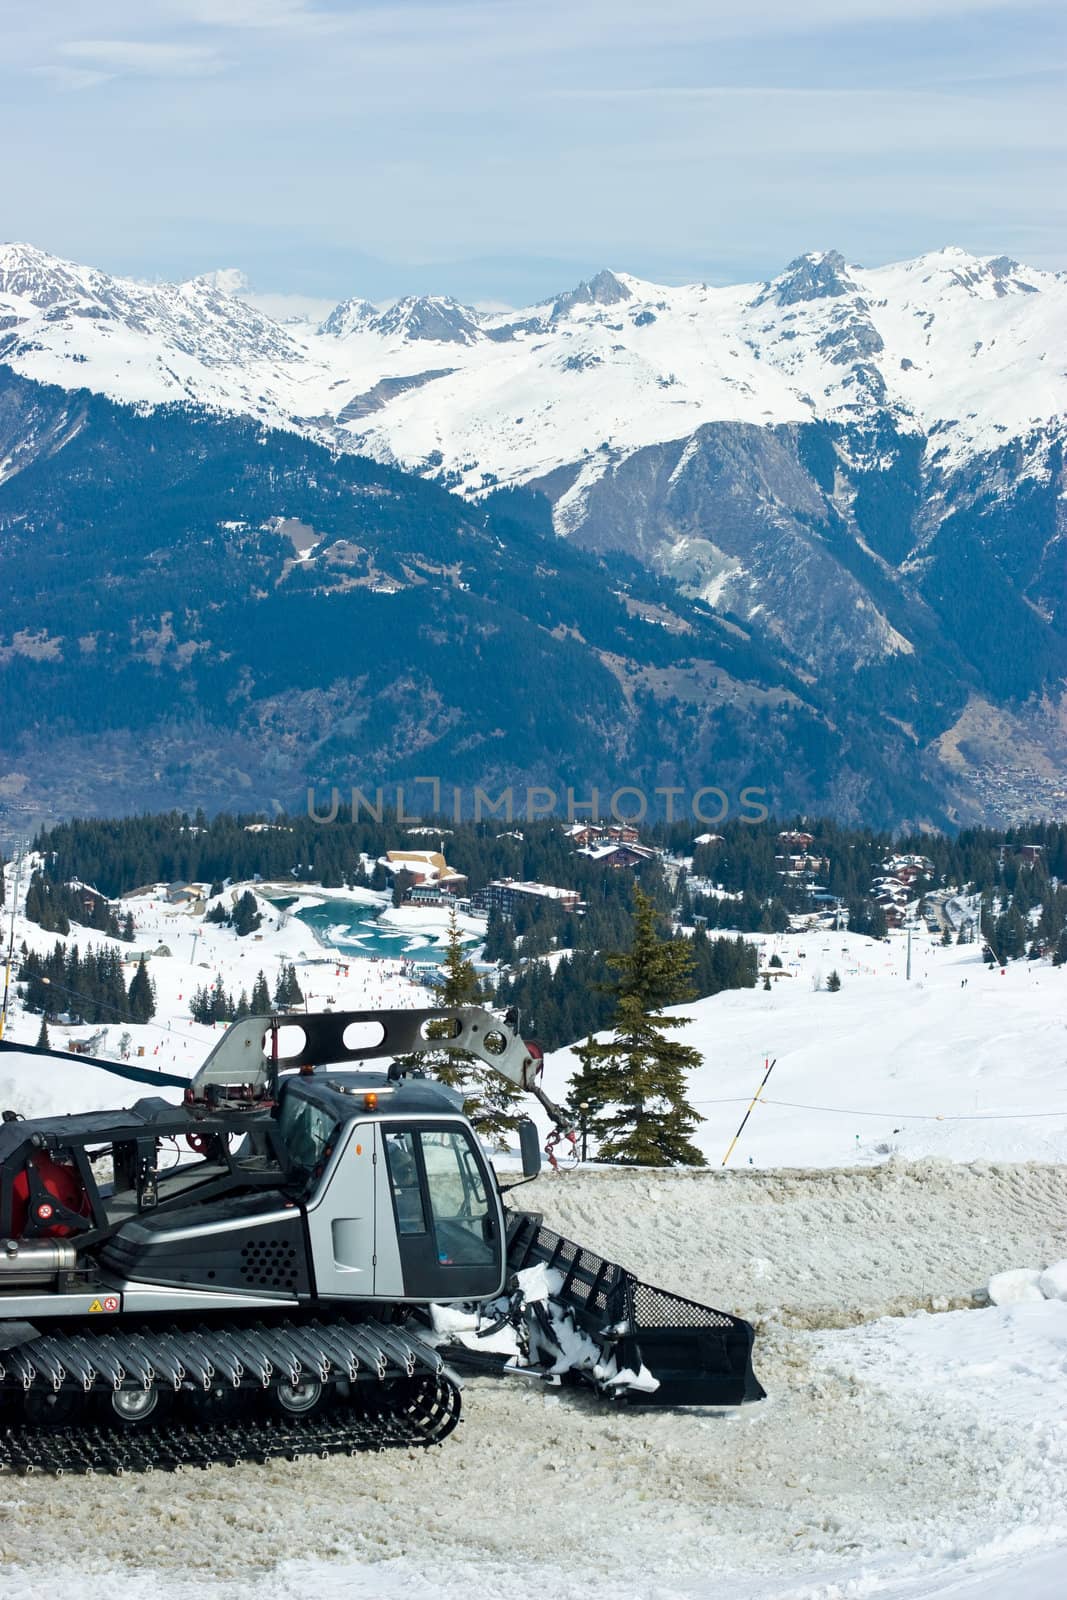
505,1211 -> 765,1408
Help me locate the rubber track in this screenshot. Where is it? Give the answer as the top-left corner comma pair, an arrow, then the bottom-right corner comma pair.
0,1377 -> 462,1476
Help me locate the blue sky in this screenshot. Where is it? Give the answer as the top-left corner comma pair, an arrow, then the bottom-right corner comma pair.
2,0 -> 1063,308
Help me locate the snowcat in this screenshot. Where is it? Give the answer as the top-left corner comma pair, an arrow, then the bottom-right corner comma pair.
0,1007 -> 763,1474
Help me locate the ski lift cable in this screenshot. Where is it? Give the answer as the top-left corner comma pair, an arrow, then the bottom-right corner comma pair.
20,974 -> 216,1049
757,1096 -> 1067,1122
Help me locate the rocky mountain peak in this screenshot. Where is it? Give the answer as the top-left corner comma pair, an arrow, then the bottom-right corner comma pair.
317,297 -> 379,338
370,295 -> 482,345
550,268 -> 633,320
759,250 -> 857,308
0,242 -> 91,307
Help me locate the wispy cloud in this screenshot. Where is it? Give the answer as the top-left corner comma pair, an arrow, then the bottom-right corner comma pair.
59,39 -> 225,78
4,0 -> 1063,292
34,64 -> 112,93
164,0 -> 337,32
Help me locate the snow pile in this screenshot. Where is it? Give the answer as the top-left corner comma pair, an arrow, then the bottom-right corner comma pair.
988,1268 -> 1046,1304
1039,1260 -> 1067,1300
989,1259 -> 1067,1305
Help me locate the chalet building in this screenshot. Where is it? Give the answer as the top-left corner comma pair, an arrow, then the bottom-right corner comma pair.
881,854 -> 934,883
563,821 -> 642,849
577,842 -> 657,869
775,852 -> 830,876
470,879 -> 581,917
778,830 -> 815,849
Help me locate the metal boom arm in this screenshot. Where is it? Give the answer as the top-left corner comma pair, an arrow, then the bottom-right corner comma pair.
190,1006 -> 571,1126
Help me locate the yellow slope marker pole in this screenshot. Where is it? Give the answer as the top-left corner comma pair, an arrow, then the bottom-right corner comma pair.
721,1057 -> 777,1167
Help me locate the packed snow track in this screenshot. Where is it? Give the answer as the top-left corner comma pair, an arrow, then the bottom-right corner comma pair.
0,1160 -> 1064,1599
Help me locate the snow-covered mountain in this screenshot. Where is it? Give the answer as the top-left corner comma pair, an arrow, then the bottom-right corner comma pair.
2,239 -> 1064,822
2,241 -> 1063,488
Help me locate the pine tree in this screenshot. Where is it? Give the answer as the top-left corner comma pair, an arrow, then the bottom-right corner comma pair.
826,969 -> 842,992
36,1017 -> 50,1049
250,971 -> 271,1014
127,956 -> 156,1022
190,984 -> 213,1024
570,887 -> 705,1167
122,909 -> 135,942
232,891 -> 262,937
424,909 -> 525,1149
274,963 -> 304,1008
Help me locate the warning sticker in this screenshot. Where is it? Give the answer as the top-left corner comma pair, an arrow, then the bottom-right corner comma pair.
88,1295 -> 120,1314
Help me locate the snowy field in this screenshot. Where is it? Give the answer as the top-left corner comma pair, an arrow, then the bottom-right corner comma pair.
544,929 -> 1067,1168
0,870 -> 1065,1596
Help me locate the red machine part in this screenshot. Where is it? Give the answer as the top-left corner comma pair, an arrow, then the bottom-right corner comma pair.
11,1152 -> 91,1238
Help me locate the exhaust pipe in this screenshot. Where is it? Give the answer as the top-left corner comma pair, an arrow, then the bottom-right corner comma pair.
0,1240 -> 78,1282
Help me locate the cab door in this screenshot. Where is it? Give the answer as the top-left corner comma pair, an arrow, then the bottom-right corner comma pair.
379,1121 -> 504,1301
304,1119 -> 379,1298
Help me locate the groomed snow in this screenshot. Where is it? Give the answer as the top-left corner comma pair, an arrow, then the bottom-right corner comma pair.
1,864 -> 1066,1595
0,1162 -> 1063,1599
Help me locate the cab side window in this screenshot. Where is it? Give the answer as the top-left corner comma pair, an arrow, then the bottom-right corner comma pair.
384,1130 -> 427,1235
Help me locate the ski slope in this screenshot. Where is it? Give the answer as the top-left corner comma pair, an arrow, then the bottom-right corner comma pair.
544,929 -> 1067,1168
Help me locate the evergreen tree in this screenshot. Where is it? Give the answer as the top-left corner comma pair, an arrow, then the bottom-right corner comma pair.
122,909 -> 135,942
569,887 -> 705,1167
273,963 -> 304,1008
826,969 -> 842,992
36,1016 -> 50,1049
190,984 -> 214,1024
231,891 -> 262,937
127,957 -> 156,1022
424,909 -> 525,1149
250,971 -> 271,1014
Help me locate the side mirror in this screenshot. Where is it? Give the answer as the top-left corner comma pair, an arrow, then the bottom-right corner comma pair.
518,1119 -> 542,1179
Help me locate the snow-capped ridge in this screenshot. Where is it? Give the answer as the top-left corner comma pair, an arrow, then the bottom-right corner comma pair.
1,237 -> 1063,492
894,245 -> 1050,298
